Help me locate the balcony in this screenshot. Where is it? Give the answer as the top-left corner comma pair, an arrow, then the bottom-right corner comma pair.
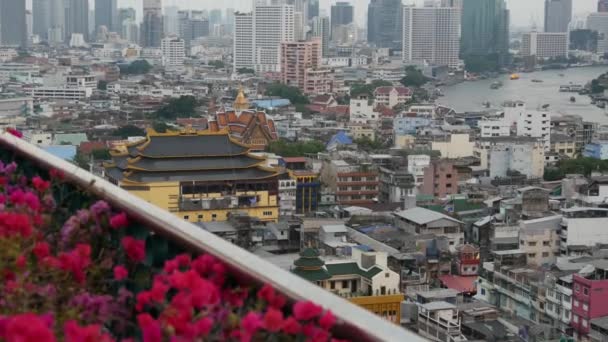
0,132 -> 423,341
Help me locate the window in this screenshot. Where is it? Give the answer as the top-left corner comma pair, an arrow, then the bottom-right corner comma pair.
385,272 -> 390,278
520,240 -> 525,245
564,295 -> 570,302
481,288 -> 486,295
528,242 -> 537,247
543,241 -> 551,246
446,174 -> 452,178
198,215 -> 203,219
542,252 -> 549,257
547,303 -> 554,311
342,280 -> 348,288
183,215 -> 189,220
583,303 -> 589,312
584,287 -> 589,296
583,319 -> 588,328
565,310 -> 570,319
574,299 -> 579,307
330,281 -> 335,290
528,253 -> 536,258
573,315 -> 579,323
575,284 -> 580,292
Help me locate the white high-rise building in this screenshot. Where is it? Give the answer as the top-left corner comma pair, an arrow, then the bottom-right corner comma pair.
521,31 -> 568,59
233,12 -> 254,73
161,36 -> 186,69
402,5 -> 461,68
253,4 -> 295,72
311,16 -> 330,57
588,13 -> 608,53
516,105 -> 551,151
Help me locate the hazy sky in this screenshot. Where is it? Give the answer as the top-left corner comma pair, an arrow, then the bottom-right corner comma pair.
114,0 -> 598,28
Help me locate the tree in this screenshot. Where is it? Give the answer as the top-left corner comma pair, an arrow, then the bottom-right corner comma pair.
463,54 -> 499,73
209,60 -> 225,69
153,96 -> 198,120
267,139 -> 325,157
400,66 -> 429,88
153,121 -> 171,133
91,148 -> 111,160
98,80 -> 108,90
237,67 -> 255,74
354,137 -> 386,152
119,60 -> 152,75
265,83 -> 309,105
112,125 -> 145,139
544,157 -> 608,181
350,80 -> 393,98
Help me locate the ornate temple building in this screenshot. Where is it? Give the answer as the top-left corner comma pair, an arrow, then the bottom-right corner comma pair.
104,128 -> 281,223
208,88 -> 278,151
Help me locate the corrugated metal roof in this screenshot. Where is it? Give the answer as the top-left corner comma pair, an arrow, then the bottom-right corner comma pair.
394,207 -> 462,225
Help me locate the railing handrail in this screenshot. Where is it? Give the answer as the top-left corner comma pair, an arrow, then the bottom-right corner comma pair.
0,132 -> 426,342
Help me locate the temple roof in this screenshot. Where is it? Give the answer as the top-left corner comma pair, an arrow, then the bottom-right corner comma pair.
234,87 -> 250,111
120,168 -> 277,183
126,133 -> 249,158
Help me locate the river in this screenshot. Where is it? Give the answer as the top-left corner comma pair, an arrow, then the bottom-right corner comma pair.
439,66 -> 608,124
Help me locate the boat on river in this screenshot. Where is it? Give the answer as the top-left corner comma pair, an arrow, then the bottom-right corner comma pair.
531,79 -> 543,83
510,74 -> 520,80
490,81 -> 503,89
570,96 -> 576,103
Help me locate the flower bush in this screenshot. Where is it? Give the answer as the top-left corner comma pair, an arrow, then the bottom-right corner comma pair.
0,155 -> 344,341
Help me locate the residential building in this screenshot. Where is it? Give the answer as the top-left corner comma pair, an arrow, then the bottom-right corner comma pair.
95,0 -> 118,33
544,0 -> 572,32
402,6 -> 461,68
516,109 -> 551,151
421,159 -> 459,199
479,119 -> 511,138
278,177 -> 297,217
65,0 -> 89,43
311,16 -> 330,57
590,317 -> 608,342
550,133 -> 577,158
431,134 -> 474,159
0,95 -> 33,118
394,207 -> 465,249
572,263 -> 608,338
280,38 -> 323,93
455,244 -> 480,276
31,87 -> 93,100
105,129 -> 281,223
584,141 -> 608,160
408,154 -> 431,185
552,114 -> 596,153
394,114 -> 431,136
374,86 -> 413,108
291,170 -> 320,214
545,274 -> 574,334
461,0 -> 510,66
331,2 -> 354,38
518,215 -> 561,267
292,248 -> 404,324
417,302 -> 466,342
161,37 -> 186,69
253,4 -> 295,72
378,167 -> 416,203
0,0 -> 27,47
521,32 -> 569,59
368,0 -> 403,49
476,137 -> 545,179
142,0 -> 163,47
587,13 -> 608,53
601,0 -> 608,12
560,208 -> 608,256
233,12 -> 254,73
320,160 -> 379,205
349,95 -> 378,124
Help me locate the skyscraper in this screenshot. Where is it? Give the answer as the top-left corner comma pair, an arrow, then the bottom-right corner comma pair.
118,8 -> 137,26
367,0 -> 403,49
209,9 -> 223,28
142,0 -> 164,47
33,0 -> 50,39
280,38 -> 322,91
65,0 -> 90,43
600,0 -> 608,12
0,0 -> 27,47
588,13 -> 608,53
311,16 -> 330,57
544,0 -> 572,33
308,0 -> 319,20
233,12 -> 254,73
253,4 -> 295,72
164,6 -> 180,36
95,0 -> 118,33
461,0 -> 510,66
402,6 -> 461,68
331,2 -> 354,39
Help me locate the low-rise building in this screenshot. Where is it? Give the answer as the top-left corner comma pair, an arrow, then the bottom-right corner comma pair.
431,134 -> 474,159
408,154 -> 431,186
518,215 -> 561,266
584,141 -> 608,160
373,86 -> 412,108
421,159 -> 459,199
550,133 -> 577,158
320,159 -> 379,205
394,207 -> 464,249
479,119 -> 511,138
572,262 -> 608,339
560,207 -> 608,256
417,302 -> 466,342
476,137 -> 545,179
394,113 -> 431,135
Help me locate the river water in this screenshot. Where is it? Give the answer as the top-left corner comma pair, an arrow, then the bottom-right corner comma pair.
439,66 -> 608,124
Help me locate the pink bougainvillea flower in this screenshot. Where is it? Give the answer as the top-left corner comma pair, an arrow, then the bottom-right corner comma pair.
241,312 -> 263,334
263,308 -> 284,332
282,316 -> 302,335
58,244 -> 92,284
121,237 -> 146,263
293,301 -> 324,321
15,255 -> 26,269
49,169 -> 64,181
6,128 -> 23,138
113,265 -> 128,281
33,242 -> 50,259
64,320 -> 114,342
0,212 -> 32,238
319,310 -> 336,330
1,313 -> 56,342
32,176 -> 50,193
137,314 -> 162,342
109,212 -> 128,230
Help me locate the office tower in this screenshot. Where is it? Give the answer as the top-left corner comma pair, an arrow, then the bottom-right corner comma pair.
402,6 -> 461,68
26,10 -> 33,41
600,0 -> 608,12
461,0 -> 510,66
225,8 -> 235,34
544,0 -> 572,33
253,4 -> 295,72
118,8 -> 137,25
161,36 -> 186,68
331,2 -> 354,39
0,0 -> 27,47
294,12 -> 306,40
122,19 -> 139,44
33,0 -> 50,39
142,0 -> 164,47
368,0 -> 403,49
95,0 -> 118,33
441,0 -> 462,7
308,0 -> 319,20
233,12 -> 254,72
311,16 -> 330,57
209,9 -> 223,28
65,0 -> 90,43
164,6 -> 180,36
287,0 -> 309,38
280,38 -> 322,90
588,13 -> 608,53
521,32 -> 568,58
178,11 -> 209,49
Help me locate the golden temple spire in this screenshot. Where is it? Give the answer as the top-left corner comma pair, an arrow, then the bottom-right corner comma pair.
234,86 -> 250,112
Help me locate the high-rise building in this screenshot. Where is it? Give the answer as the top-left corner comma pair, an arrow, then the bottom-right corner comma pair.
209,9 -> 223,28
225,8 -> 235,34
600,0 -> 608,12
118,8 -> 137,26
122,19 -> 139,44
164,6 -> 180,36
331,2 -> 354,39
308,0 -> 319,20
280,38 -> 322,91
65,0 -> 89,43
311,16 -> 330,57
95,0 -> 118,33
33,0 -> 50,40
233,12 -> 254,73
161,36 -> 186,68
368,0 -> 403,49
588,13 -> 608,53
461,0 -> 510,66
142,0 -> 164,47
178,11 -> 209,49
253,4 -> 295,72
544,0 -> 572,33
0,0 -> 27,47
402,6 -> 461,68
521,31 -> 568,59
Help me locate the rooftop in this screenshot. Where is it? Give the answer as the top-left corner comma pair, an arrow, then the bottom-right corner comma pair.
394,207 -> 463,225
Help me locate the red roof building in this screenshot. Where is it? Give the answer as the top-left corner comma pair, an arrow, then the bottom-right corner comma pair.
373,86 -> 413,109
208,110 -> 278,151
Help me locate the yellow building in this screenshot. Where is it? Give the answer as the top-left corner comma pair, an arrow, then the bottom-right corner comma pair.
292,248 -> 404,324
105,128 -> 281,223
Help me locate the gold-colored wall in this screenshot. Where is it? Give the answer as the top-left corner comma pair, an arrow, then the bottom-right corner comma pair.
349,294 -> 404,324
